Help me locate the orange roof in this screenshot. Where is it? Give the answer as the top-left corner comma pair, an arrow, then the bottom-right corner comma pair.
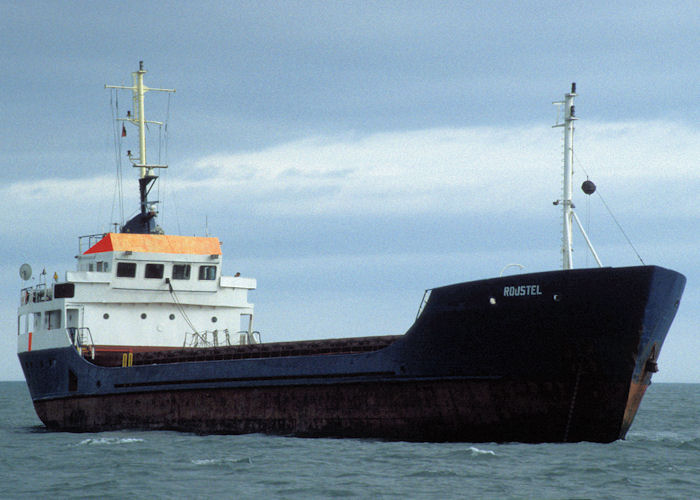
84,233 -> 221,255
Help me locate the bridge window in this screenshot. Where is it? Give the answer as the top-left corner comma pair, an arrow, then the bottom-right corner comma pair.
54,283 -> 75,298
172,264 -> 191,280
198,265 -> 217,281
116,262 -> 137,278
145,263 -> 164,279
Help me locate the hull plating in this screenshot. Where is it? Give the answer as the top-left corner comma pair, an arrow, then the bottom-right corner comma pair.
19,265 -> 686,442
34,378 -> 631,443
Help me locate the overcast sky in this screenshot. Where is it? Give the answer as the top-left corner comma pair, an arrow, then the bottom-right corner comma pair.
1,1 -> 698,382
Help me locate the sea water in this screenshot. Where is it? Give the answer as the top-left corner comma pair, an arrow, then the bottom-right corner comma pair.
0,382 -> 697,499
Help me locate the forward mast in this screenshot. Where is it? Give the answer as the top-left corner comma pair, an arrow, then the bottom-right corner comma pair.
553,83 -> 602,270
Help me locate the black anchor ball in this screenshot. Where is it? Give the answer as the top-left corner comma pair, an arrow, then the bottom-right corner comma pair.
581,179 -> 596,195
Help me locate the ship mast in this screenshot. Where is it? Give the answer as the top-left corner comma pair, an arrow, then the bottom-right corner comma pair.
553,83 -> 602,270
106,61 -> 175,234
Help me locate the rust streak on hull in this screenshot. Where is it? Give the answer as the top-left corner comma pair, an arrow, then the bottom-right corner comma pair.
620,381 -> 649,438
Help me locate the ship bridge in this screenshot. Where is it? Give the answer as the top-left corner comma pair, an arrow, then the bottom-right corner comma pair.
18,232 -> 257,360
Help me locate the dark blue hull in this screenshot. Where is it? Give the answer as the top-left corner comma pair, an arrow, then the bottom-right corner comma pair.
19,265 -> 685,442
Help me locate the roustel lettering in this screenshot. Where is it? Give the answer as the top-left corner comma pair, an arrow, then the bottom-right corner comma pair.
503,284 -> 542,297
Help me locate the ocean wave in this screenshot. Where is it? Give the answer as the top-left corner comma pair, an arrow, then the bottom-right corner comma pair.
443,446 -> 498,460
75,437 -> 145,446
468,446 -> 496,456
191,456 -> 253,466
191,458 -> 218,465
627,429 -> 700,445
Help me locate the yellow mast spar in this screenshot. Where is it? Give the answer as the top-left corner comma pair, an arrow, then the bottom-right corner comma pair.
105,61 -> 175,233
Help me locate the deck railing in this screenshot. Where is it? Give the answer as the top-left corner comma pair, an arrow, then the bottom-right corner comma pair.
68,327 -> 95,359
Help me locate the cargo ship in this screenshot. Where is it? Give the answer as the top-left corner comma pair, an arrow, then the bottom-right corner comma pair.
16,65 -> 685,442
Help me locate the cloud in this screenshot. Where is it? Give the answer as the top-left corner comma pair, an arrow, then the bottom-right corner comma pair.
574,121 -> 699,180
2,120 -> 696,239
171,121 -> 698,219
0,176 -> 118,242
184,126 -> 551,216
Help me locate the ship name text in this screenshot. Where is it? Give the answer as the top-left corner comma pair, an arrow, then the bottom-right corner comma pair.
503,284 -> 542,297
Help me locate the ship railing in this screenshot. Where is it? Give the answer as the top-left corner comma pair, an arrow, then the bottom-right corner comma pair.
184,329 -> 232,348
237,330 -> 262,345
20,283 -> 52,305
78,233 -> 107,254
416,289 -> 432,319
20,286 -> 33,305
183,329 -> 262,348
68,327 -> 95,359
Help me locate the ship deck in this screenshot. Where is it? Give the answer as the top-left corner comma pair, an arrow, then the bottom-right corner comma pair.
87,335 -> 403,367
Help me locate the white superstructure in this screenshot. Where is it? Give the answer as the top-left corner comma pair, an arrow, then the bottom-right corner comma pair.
17,63 -> 258,361
18,233 -> 257,357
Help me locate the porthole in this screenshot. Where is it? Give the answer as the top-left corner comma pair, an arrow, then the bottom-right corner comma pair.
553,294 -> 561,302
169,314 -> 175,320
141,313 -> 147,319
103,313 -> 109,320
211,316 -> 218,323
489,297 -> 497,305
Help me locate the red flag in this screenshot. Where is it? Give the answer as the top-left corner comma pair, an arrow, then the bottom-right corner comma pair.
121,124 -> 127,137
